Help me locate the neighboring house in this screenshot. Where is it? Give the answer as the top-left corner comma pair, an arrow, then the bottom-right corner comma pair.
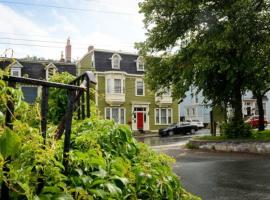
0,58 -> 76,103
181,89 -> 270,122
180,89 -> 211,124
78,47 -> 179,132
242,92 -> 269,120
0,38 -> 76,103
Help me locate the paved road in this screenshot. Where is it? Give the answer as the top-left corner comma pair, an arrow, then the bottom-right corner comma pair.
138,129 -> 270,200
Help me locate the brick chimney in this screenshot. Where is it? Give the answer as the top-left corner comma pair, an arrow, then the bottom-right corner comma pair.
65,37 -> 71,62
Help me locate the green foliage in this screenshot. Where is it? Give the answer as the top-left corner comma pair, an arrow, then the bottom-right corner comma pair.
220,121 -> 252,139
252,130 -> 270,140
137,0 -> 270,127
48,72 -> 75,124
0,117 -> 200,199
0,71 -> 200,199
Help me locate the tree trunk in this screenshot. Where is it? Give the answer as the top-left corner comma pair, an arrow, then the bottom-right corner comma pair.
232,84 -> 243,123
256,94 -> 265,131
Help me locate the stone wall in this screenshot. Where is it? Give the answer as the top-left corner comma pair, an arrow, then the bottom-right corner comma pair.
189,139 -> 270,154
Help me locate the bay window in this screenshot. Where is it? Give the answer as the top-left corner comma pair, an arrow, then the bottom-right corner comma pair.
106,78 -> 125,94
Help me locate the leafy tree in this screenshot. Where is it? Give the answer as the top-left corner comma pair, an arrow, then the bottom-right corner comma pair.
137,0 -> 270,135
247,41 -> 270,131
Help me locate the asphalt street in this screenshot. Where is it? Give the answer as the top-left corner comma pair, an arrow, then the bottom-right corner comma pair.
138,129 -> 270,200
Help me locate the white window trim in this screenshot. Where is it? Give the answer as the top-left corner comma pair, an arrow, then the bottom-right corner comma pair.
105,107 -> 126,124
45,63 -> 57,80
135,79 -> 144,96
155,108 -> 173,125
106,78 -> 125,94
11,68 -> 21,77
111,53 -> 122,69
136,56 -> 144,71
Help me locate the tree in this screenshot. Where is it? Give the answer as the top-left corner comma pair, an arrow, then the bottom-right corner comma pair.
137,0 -> 270,135
247,41 -> 270,131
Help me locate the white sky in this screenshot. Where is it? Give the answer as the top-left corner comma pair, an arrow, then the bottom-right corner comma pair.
0,0 -> 146,61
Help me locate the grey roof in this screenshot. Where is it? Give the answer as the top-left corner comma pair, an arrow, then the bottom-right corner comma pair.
94,50 -> 144,75
0,58 -> 76,79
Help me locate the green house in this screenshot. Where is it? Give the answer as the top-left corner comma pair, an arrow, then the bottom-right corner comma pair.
78,47 -> 179,132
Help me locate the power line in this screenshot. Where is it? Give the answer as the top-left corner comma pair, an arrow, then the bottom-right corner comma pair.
0,42 -> 135,50
0,0 -> 137,16
0,37 -> 65,44
0,34 -> 136,47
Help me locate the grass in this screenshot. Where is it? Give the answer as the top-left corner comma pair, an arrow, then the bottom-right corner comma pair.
194,130 -> 270,141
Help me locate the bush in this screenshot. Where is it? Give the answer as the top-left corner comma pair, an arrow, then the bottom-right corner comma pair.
48,72 -> 75,124
220,120 -> 252,139
0,118 -> 200,199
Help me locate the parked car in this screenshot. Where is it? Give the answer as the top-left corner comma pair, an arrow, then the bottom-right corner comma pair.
245,116 -> 268,128
159,123 -> 198,137
190,120 -> 204,129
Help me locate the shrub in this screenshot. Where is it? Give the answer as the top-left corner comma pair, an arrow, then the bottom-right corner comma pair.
48,72 -> 75,124
220,120 -> 252,139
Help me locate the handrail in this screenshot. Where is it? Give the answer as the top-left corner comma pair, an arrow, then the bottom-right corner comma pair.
2,75 -> 85,91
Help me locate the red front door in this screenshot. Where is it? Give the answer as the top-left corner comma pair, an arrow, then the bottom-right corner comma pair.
137,112 -> 144,129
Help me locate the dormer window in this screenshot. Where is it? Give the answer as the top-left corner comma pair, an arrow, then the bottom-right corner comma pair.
45,63 -> 57,80
11,68 -> 21,77
111,54 -> 121,69
10,61 -> 23,77
136,56 -> 144,71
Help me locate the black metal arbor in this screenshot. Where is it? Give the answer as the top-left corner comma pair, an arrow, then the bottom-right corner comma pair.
0,71 -> 96,199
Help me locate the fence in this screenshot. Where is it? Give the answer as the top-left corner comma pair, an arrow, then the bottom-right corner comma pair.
0,71 -> 96,199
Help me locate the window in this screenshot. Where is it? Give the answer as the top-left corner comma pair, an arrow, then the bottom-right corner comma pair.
45,63 -> 57,80
136,56 -> 144,71
21,86 -> 38,103
105,107 -> 125,124
136,80 -> 144,96
11,68 -> 21,77
114,79 -> 122,93
106,78 -> 124,94
111,54 -> 121,69
155,108 -> 172,125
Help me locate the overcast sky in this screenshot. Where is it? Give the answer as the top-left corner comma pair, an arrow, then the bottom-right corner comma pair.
0,0 -> 146,60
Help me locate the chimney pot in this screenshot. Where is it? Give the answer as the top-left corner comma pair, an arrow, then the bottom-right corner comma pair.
88,45 -> 94,52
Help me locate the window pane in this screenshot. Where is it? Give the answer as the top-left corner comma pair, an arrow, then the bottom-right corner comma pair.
120,108 -> 125,124
114,79 -> 122,93
168,109 -> 172,124
136,81 -> 144,95
112,108 -> 119,123
11,69 -> 20,77
156,109 -> 159,124
112,55 -> 120,69
105,108 -> 110,120
137,57 -> 144,70
161,109 -> 167,124
107,79 -> 113,93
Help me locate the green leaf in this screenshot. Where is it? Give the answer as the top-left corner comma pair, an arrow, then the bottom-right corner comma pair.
0,128 -> 21,158
104,183 -> 122,195
91,167 -> 107,178
89,189 -> 107,198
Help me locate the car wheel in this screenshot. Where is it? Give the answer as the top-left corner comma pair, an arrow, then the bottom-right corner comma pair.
168,130 -> 174,136
190,128 -> 196,134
